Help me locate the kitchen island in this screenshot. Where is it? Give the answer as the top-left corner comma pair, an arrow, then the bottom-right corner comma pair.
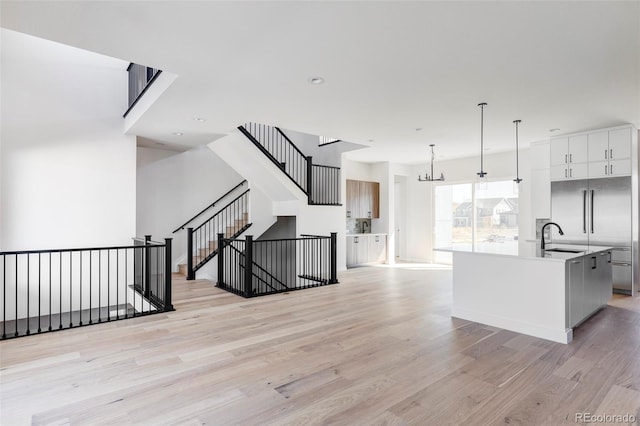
437,243 -> 612,343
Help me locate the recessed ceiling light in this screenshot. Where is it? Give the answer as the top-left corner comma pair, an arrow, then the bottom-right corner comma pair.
416,128 -> 423,131
194,118 -> 207,122
367,139 -> 374,142
550,128 -> 560,132
173,132 -> 183,136
308,76 -> 325,85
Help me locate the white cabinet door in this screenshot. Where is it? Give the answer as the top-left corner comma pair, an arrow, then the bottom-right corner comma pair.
569,162 -> 588,179
346,237 -> 357,267
364,235 -> 387,263
357,237 -> 369,264
550,165 -> 568,181
550,137 -> 568,166
609,158 -> 631,176
589,160 -> 609,178
568,134 -> 588,164
608,128 -> 631,160
587,131 -> 608,162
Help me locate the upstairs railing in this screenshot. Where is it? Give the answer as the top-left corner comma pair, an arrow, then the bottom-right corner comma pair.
0,237 -> 173,340
124,63 -> 162,117
319,136 -> 341,146
238,123 -> 341,206
217,233 -> 338,298
186,189 -> 251,280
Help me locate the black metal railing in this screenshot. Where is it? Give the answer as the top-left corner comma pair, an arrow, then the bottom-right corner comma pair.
124,63 -> 162,117
217,233 -> 338,298
239,123 -> 308,193
0,237 -> 173,340
173,180 -> 247,233
238,123 -> 341,206
309,164 -> 341,205
319,136 -> 341,146
186,189 -> 250,279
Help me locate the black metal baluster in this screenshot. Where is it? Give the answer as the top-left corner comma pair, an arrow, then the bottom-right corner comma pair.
38,253 -> 41,333
48,253 -> 52,331
59,253 -> 62,330
14,255 -> 18,337
98,251 -> 102,322
79,252 -> 83,326
89,251 -> 93,324
125,248 -> 128,319
116,250 -> 119,320
69,252 -> 73,328
2,255 -> 6,339
27,254 -> 30,335
107,250 -> 110,321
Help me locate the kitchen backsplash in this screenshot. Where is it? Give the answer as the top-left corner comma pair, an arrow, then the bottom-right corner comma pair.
347,218 -> 372,234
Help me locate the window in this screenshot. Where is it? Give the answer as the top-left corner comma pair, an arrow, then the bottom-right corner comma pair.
434,180 -> 519,263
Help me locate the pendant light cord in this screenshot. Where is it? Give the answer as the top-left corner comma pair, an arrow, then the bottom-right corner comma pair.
514,119 -> 522,183
477,103 -> 487,178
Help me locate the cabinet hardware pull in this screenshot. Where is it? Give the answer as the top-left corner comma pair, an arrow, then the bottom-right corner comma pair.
569,153 -> 572,163
610,164 -> 613,175
591,256 -> 597,269
565,169 -> 567,178
605,164 -> 608,175
605,149 -> 607,159
569,168 -> 572,178
565,154 -> 567,164
608,252 -> 612,263
610,148 -> 613,158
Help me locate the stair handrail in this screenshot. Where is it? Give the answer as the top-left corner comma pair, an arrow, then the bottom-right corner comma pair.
274,127 -> 308,160
238,124 -> 308,194
173,180 -> 247,233
192,188 -> 249,234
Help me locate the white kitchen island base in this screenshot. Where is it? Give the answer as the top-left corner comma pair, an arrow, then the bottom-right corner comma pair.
449,244 -> 612,344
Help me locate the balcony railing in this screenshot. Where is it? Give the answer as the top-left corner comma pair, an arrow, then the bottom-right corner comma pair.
0,237 -> 173,340
124,63 -> 162,117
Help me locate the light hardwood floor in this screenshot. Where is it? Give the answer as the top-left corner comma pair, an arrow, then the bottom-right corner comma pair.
1,265 -> 639,425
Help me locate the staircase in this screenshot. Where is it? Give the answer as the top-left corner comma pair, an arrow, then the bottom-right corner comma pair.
238,123 -> 341,206
172,182 -> 253,280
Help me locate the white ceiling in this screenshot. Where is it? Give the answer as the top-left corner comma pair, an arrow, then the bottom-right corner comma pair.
2,1 -> 639,164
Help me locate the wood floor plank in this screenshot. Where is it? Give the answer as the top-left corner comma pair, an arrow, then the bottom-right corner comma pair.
1,267 -> 639,425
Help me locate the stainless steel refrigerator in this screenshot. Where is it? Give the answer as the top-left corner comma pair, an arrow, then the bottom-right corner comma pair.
551,176 -> 633,294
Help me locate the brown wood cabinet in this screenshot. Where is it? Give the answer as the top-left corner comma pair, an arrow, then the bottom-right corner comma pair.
346,179 -> 379,218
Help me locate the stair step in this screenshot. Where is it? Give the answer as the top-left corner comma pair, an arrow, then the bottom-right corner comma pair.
178,264 -> 187,275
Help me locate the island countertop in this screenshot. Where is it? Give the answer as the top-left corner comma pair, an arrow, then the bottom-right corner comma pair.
435,242 -> 613,262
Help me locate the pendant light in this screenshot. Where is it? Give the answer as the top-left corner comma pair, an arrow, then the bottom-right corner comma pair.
477,102 -> 488,180
418,144 -> 445,182
513,119 -> 523,184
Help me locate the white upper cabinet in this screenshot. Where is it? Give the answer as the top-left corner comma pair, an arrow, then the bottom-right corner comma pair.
550,135 -> 588,180
550,137 -> 568,166
568,135 -> 588,164
550,125 -> 634,181
587,131 -> 609,162
608,128 -> 632,160
587,127 -> 631,178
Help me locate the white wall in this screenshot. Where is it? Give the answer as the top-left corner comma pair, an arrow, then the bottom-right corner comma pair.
1,29 -> 135,250
136,145 -> 245,272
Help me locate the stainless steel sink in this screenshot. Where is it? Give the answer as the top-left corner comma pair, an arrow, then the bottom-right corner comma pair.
543,248 -> 584,254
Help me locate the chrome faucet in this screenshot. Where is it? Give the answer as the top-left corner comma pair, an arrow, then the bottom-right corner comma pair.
541,222 -> 564,250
